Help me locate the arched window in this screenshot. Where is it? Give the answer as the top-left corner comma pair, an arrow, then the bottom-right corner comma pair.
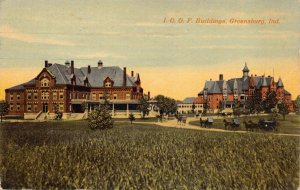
41,78 -> 50,87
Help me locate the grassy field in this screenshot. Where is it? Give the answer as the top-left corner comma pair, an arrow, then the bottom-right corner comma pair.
0,120 -> 299,189
190,115 -> 300,134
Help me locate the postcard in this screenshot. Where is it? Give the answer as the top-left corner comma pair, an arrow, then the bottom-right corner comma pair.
0,0 -> 299,189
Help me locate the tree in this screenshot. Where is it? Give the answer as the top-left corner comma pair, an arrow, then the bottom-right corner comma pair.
0,101 -> 8,123
263,91 -> 278,113
155,95 -> 177,116
87,91 -> 113,130
278,99 -> 290,120
128,113 -> 135,125
137,95 -> 149,118
245,91 -> 264,114
232,100 -> 242,117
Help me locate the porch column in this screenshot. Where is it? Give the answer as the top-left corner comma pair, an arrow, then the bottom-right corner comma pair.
126,103 -> 129,117
89,104 -> 92,112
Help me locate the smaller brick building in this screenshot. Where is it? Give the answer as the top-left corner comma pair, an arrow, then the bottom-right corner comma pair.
195,63 -> 293,112
5,60 -> 145,119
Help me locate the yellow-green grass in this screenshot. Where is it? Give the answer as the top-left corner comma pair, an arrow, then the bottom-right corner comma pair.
0,121 -> 299,189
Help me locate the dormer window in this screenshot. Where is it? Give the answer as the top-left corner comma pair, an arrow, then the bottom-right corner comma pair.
105,81 -> 112,88
103,77 -> 114,88
41,78 -> 50,87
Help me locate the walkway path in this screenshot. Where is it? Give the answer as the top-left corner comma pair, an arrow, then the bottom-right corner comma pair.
135,118 -> 300,137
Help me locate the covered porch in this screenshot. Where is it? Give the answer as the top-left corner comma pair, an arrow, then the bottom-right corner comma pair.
71,99 -> 141,118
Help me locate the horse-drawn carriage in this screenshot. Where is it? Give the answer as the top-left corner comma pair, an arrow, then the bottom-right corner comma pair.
243,119 -> 278,131
223,119 -> 240,130
176,114 -> 187,125
200,117 -> 213,128
258,119 -> 277,131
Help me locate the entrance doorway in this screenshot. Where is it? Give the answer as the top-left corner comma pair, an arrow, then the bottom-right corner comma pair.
42,103 -> 48,113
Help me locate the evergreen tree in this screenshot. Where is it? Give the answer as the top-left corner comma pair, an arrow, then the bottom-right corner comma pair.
88,91 -> 113,130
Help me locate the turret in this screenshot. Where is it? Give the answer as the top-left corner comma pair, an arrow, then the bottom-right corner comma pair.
242,62 -> 250,79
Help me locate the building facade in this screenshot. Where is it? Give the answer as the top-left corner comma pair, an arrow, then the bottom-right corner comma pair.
5,60 -> 145,119
194,63 -> 293,112
177,97 -> 203,114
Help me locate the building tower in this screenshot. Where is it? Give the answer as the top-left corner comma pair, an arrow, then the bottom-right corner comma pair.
276,77 -> 284,101
242,62 -> 250,79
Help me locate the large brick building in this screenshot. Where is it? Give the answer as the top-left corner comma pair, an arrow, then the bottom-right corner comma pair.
5,60 -> 145,119
194,63 -> 293,112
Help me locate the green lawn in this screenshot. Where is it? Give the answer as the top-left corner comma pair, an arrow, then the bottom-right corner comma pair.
0,121 -> 299,189
190,115 -> 300,134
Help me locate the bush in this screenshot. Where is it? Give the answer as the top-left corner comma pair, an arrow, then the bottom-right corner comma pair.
88,105 -> 113,130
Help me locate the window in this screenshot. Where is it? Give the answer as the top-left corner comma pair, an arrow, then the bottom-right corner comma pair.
41,92 -> 49,100
53,92 -> 57,100
34,104 -> 38,112
27,93 -> 32,100
92,93 -> 96,100
99,93 -> 103,100
59,92 -> 64,100
34,93 -> 38,100
10,94 -> 13,101
10,103 -> 13,111
27,103 -> 32,112
59,103 -> 64,112
17,94 -> 20,100
114,93 -> 117,100
41,78 -> 50,87
105,81 -> 111,88
17,103 -> 20,111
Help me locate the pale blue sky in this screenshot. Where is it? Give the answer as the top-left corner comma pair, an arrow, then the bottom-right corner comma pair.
0,0 -> 299,99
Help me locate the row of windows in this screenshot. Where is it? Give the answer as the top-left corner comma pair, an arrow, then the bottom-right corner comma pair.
178,104 -> 203,108
91,93 -> 131,100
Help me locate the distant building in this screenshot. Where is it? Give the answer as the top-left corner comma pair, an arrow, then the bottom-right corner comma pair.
195,63 -> 293,112
5,60 -> 146,119
177,97 -> 203,114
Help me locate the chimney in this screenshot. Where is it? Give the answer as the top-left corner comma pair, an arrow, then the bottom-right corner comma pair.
44,60 -> 48,68
123,67 -> 127,87
98,60 -> 103,69
148,91 -> 150,100
65,60 -> 70,67
219,74 -> 223,81
71,60 -> 74,74
131,71 -> 134,77
88,65 -> 91,74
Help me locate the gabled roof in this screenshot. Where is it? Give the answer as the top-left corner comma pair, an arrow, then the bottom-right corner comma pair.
80,66 -> 136,87
6,63 -> 139,90
6,79 -> 35,91
182,97 -> 196,104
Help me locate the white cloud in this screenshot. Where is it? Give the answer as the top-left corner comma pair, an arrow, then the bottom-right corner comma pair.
0,26 -> 76,46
